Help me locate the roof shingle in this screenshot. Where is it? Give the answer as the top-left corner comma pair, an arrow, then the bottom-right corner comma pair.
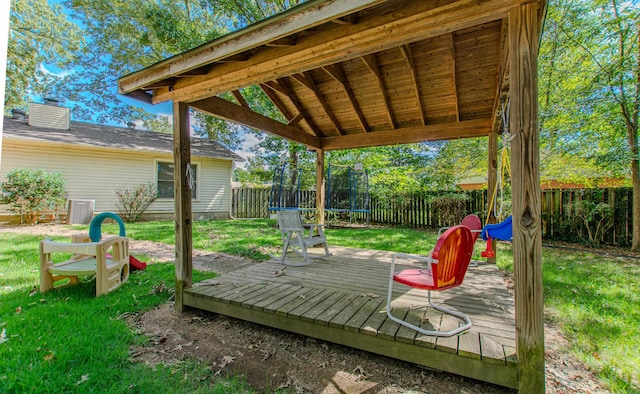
2,116 -> 244,162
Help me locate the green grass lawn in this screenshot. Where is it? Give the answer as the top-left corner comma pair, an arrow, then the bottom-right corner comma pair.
0,233 -> 253,393
3,219 -> 639,392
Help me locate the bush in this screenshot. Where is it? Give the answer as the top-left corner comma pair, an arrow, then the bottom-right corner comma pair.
568,199 -> 614,247
115,183 -> 158,222
429,193 -> 470,227
0,168 -> 66,224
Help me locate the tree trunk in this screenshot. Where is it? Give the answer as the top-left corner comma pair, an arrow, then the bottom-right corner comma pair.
630,133 -> 640,250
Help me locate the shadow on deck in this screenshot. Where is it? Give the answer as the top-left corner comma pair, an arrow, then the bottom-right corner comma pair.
184,246 -> 517,389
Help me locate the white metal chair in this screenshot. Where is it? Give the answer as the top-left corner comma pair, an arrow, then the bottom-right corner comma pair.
273,210 -> 331,266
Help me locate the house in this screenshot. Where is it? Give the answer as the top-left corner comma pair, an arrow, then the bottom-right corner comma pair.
0,103 -> 243,224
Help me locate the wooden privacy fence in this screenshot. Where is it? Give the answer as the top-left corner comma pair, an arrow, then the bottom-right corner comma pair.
232,187 -> 633,246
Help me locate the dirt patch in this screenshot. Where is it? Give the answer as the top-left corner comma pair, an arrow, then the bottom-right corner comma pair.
1,223 -> 610,393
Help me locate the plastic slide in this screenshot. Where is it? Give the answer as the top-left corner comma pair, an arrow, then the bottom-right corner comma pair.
129,255 -> 147,271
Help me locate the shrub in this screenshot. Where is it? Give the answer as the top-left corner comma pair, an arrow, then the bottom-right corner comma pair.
0,168 -> 66,224
429,193 -> 470,227
115,183 -> 158,222
568,199 -> 614,247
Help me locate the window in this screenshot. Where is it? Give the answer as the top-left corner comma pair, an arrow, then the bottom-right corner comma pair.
157,162 -> 198,199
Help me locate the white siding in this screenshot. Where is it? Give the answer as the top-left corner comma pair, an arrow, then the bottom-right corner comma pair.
0,139 -> 233,216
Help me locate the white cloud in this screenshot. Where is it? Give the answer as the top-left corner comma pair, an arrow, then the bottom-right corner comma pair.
38,64 -> 74,78
234,132 -> 261,169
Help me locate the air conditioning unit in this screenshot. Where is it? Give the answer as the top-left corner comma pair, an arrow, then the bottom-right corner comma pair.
29,102 -> 71,130
67,200 -> 95,224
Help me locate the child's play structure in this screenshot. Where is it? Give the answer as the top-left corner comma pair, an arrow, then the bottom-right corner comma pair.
39,212 -> 145,297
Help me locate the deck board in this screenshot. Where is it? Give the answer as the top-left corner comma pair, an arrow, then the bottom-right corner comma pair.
184,246 -> 518,389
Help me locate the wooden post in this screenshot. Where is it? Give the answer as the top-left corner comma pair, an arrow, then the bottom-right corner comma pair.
509,3 -> 544,393
316,149 -> 325,224
173,101 -> 193,313
487,131 -> 498,263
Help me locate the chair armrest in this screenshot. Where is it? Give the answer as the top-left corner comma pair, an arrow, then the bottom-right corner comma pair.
437,226 -> 450,239
302,223 -> 326,238
302,223 -> 326,229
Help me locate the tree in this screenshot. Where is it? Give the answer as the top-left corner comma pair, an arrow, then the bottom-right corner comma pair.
539,0 -> 640,249
57,1 -> 302,142
5,0 -> 83,112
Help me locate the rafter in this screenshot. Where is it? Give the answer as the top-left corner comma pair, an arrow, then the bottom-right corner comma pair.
190,96 -> 320,149
262,80 -> 321,136
287,113 -> 304,127
259,83 -> 299,126
176,68 -> 209,77
448,33 -> 460,122
491,19 -> 510,133
399,44 -> 426,126
332,14 -> 357,25
130,0 -> 522,103
276,78 -> 323,136
215,53 -> 249,63
321,119 -> 491,150
265,37 -> 297,47
232,90 -> 250,108
141,78 -> 176,90
361,54 -> 395,129
290,72 -> 343,135
322,64 -> 369,133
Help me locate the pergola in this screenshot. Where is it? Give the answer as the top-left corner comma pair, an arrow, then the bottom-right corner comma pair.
118,1 -> 546,391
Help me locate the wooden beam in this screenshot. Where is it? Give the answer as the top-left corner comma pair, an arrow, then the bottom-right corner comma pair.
232,90 -> 250,108
509,3 -> 544,393
177,68 -> 209,76
173,101 -> 192,313
322,63 -> 369,132
321,119 -> 491,150
275,77 -> 323,136
399,45 -> 426,126
118,0 -> 388,94
141,0 -> 525,103
190,96 -> 321,149
291,72 -> 343,135
288,113 -> 304,127
332,14 -> 357,25
361,54 -> 395,129
142,78 -> 176,90
261,80 -> 320,136
262,80 -> 288,95
124,90 -> 153,104
265,37 -> 296,47
259,83 -> 298,124
316,149 -> 325,225
491,19 -> 510,133
448,33 -> 460,122
216,53 -> 249,63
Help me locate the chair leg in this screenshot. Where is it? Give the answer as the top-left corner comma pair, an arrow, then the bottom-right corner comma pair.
386,258 -> 472,337
273,233 -> 314,267
322,242 -> 331,257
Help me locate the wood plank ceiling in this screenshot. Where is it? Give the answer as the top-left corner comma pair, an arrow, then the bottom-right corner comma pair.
118,0 -> 541,151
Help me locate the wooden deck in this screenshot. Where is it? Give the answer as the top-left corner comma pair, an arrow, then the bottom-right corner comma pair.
184,246 -> 518,389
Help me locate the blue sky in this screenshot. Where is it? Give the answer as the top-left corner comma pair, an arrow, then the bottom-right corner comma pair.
34,1 -> 256,167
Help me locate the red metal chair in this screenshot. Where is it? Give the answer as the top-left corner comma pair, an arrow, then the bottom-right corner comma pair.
437,214 -> 482,243
386,225 -> 474,337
